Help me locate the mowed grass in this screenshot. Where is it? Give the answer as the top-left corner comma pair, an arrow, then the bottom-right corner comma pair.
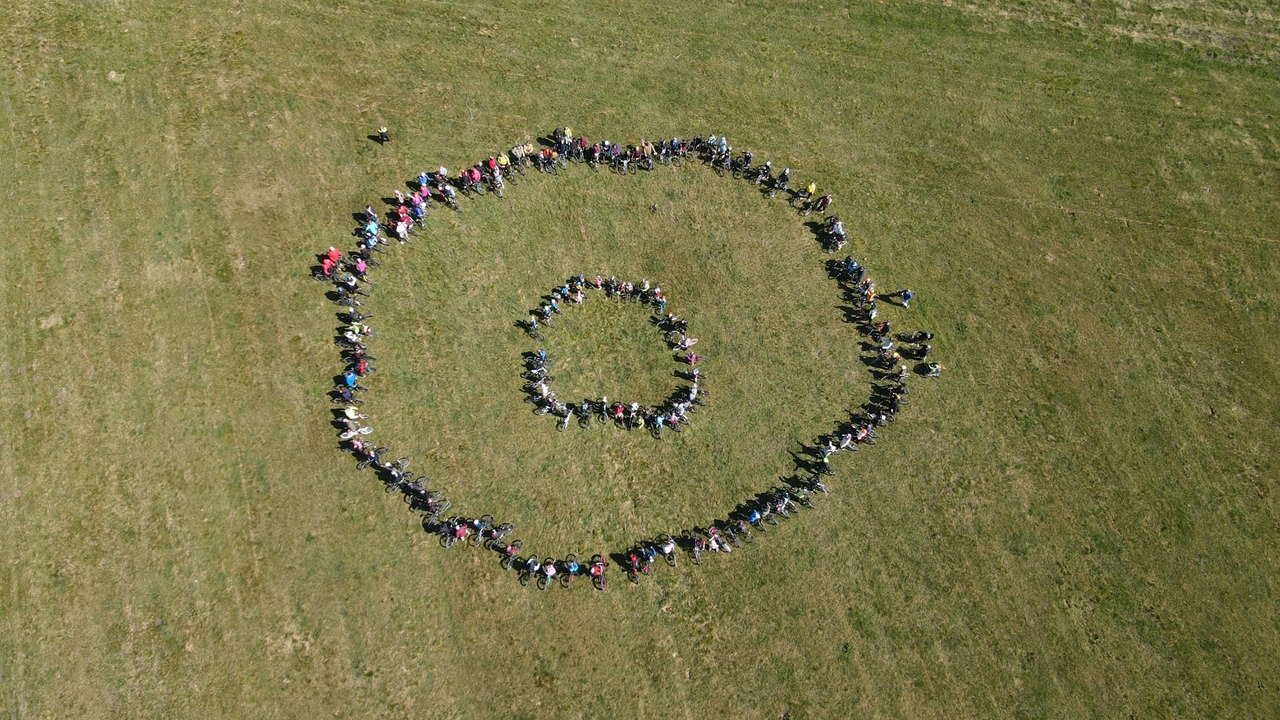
2,1 -> 1278,718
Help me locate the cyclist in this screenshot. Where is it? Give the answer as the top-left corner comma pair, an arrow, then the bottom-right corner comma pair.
660,535 -> 677,558
588,557 -> 607,589
640,544 -> 657,569
756,160 -> 772,184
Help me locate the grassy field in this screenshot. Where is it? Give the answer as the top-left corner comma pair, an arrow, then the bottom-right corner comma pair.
2,0 -> 1279,718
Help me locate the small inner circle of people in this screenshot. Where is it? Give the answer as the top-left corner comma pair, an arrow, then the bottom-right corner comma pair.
315,127 -> 944,591
521,273 -> 704,437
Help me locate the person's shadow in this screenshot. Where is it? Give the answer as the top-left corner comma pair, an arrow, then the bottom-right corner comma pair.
367,134 -> 385,145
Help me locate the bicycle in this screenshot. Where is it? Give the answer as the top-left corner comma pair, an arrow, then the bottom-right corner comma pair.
682,530 -> 704,565
498,540 -> 523,569
560,554 -> 580,589
483,523 -> 514,549
354,446 -> 387,470
468,514 -> 495,547
656,533 -> 678,567
439,518 -> 465,548
536,557 -> 558,591
519,556 -> 540,586
589,554 -> 608,591
795,487 -> 816,509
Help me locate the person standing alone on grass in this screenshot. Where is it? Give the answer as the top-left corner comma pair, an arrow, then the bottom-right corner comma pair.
378,126 -> 389,145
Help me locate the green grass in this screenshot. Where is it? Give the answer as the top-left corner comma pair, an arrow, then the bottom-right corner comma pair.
2,0 -> 1278,718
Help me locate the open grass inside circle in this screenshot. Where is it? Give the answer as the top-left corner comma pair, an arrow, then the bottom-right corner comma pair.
359,161 -> 870,552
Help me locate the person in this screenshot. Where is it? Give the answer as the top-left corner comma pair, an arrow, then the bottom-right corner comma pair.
899,289 -> 915,308
661,535 -> 677,557
525,556 -> 541,577
326,246 -> 342,264
541,561 -> 557,588
925,362 -> 944,378
378,126 -> 389,144
564,556 -> 579,576
320,256 -> 337,277
815,194 -> 832,213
